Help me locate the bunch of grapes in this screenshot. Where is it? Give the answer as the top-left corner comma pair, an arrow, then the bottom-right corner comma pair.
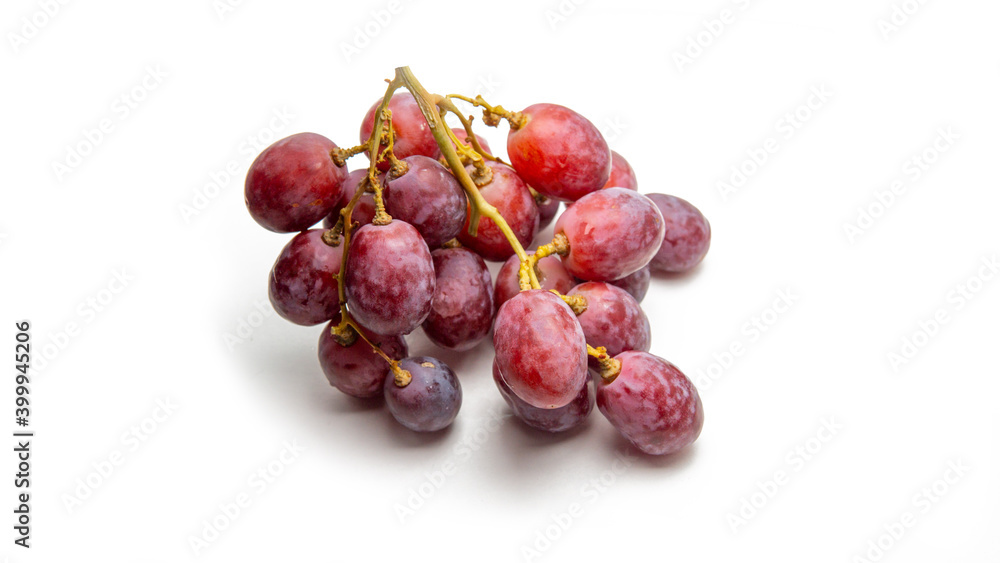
244,67 -> 711,455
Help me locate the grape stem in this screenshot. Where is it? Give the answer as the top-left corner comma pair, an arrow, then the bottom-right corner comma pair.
446,93 -> 526,130
588,345 -> 622,382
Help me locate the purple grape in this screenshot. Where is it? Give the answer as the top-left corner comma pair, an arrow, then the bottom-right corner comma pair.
646,193 -> 711,273
384,357 -> 462,432
607,266 -> 650,303
555,188 -> 665,281
322,169 -> 381,230
536,195 -> 560,231
494,252 -> 575,312
493,290 -> 587,409
245,132 -> 347,233
318,318 -> 408,399
268,229 -> 343,326
345,220 -> 435,335
457,161 -> 539,262
360,93 -> 440,171
493,360 -> 593,432
568,282 -> 650,357
384,155 -> 467,248
507,103 -> 611,202
596,351 -> 704,455
422,248 -> 494,351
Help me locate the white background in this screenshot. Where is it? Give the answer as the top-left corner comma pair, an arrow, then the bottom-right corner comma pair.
2,0 -> 999,561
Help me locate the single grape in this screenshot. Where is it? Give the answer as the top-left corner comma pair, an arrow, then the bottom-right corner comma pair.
602,150 -> 638,191
493,360 -> 593,432
268,229 -> 343,326
318,318 -> 408,399
422,248 -> 494,351
607,265 -> 650,303
646,193 -> 711,273
555,188 -> 665,281
596,351 -> 703,455
451,127 -> 492,154
568,282 -> 650,357
360,93 -> 440,170
494,252 -> 575,312
493,290 -> 587,409
322,169 -> 382,230
384,155 -> 467,248
536,194 -> 560,231
507,103 -> 611,202
384,357 -> 462,432
245,132 -> 347,233
457,161 -> 539,261
345,220 -> 435,335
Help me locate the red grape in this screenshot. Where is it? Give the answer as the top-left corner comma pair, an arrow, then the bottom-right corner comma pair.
318,318 -> 407,399
568,282 -> 650,357
646,194 -> 711,273
507,103 -> 611,202
384,155 -> 467,248
494,252 -> 575,312
384,357 -> 462,432
607,265 -> 650,303
555,188 -> 664,281
457,161 -> 539,261
596,351 -> 703,455
603,150 -> 638,191
345,220 -> 435,335
268,229 -> 342,326
245,132 -> 347,232
493,360 -> 593,432
493,290 -> 587,409
423,248 -> 494,351
360,93 -> 440,170
536,195 -> 560,231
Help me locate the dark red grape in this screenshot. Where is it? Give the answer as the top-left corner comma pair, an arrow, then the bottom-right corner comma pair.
646,193 -> 711,273
607,265 -> 650,303
318,317 -> 407,399
322,169 -> 382,230
568,282 -> 650,357
360,93 -> 440,171
493,360 -> 593,432
507,103 -> 610,202
596,351 -> 703,455
345,220 -> 435,335
555,188 -> 665,281
451,127 -> 492,154
493,290 -> 587,409
245,133 -> 347,233
494,252 -> 575,312
268,229 -> 343,326
603,150 -> 638,191
384,155 -> 467,248
384,357 -> 462,432
536,195 -> 560,231
457,161 -> 539,261
422,248 -> 494,351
